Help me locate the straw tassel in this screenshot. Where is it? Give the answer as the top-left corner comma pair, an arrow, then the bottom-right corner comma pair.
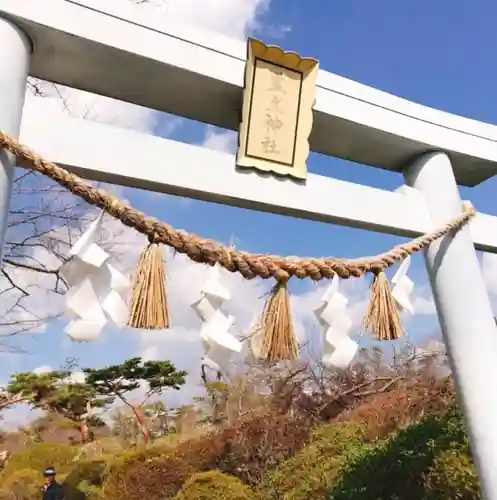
363,270 -> 403,341
259,281 -> 299,361
128,243 -> 169,329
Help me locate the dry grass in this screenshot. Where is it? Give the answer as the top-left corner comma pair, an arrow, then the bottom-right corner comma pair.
259,282 -> 299,361
363,271 -> 403,340
128,243 -> 169,329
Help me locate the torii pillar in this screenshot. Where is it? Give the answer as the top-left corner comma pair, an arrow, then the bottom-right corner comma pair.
0,17 -> 31,264
405,152 -> 497,500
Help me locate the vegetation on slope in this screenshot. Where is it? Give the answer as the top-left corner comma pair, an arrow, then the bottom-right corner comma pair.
0,348 -> 483,499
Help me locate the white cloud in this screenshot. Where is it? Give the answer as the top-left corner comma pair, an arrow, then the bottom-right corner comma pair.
1,403 -> 41,430
402,252 -> 497,318
31,365 -> 87,384
0,242 -> 69,337
411,293 -> 437,316
263,24 -> 292,40
33,365 -> 53,375
24,82 -> 160,135
133,0 -> 270,40
22,0 -> 272,136
201,126 -> 238,154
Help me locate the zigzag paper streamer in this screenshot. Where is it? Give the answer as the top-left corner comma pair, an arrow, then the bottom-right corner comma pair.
391,256 -> 415,314
59,212 -> 131,342
314,278 -> 358,369
191,265 -> 242,374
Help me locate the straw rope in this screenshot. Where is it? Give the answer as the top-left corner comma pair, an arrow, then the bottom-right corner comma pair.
0,131 -> 476,282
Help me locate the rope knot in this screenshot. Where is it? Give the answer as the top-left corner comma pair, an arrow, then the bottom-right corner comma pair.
274,270 -> 290,283
148,232 -> 160,245
370,262 -> 387,275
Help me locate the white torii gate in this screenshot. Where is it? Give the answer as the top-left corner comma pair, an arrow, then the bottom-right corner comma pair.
1,0 -> 497,496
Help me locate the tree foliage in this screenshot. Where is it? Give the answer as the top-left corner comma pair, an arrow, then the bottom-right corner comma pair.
6,369 -> 112,442
83,357 -> 187,403
8,370 -> 111,415
83,357 -> 187,442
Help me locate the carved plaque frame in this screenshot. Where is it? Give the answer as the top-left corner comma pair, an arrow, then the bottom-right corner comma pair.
236,38 -> 319,180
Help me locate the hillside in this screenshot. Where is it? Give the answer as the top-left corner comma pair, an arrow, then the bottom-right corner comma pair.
0,354 -> 481,500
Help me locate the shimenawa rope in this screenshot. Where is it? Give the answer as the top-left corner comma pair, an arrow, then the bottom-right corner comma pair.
0,131 -> 476,356
0,132 -> 476,282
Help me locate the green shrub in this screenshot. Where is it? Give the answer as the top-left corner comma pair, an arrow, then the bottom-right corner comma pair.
0,468 -> 41,499
72,481 -> 104,500
2,443 -> 77,477
174,470 -> 254,500
328,406 -> 468,500
63,460 -> 107,500
261,423 -> 365,500
424,444 -> 481,499
102,449 -> 194,500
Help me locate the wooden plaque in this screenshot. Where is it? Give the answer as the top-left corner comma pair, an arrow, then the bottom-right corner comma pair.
236,38 -> 319,180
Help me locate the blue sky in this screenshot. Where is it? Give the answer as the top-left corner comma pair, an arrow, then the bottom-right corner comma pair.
3,0 -> 497,418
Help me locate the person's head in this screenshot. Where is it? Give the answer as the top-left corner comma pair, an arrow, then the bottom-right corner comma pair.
43,467 -> 56,485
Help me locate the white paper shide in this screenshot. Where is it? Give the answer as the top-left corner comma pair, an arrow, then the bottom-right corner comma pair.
60,212 -> 131,342
191,265 -> 242,374
314,278 -> 358,369
391,255 -> 414,314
